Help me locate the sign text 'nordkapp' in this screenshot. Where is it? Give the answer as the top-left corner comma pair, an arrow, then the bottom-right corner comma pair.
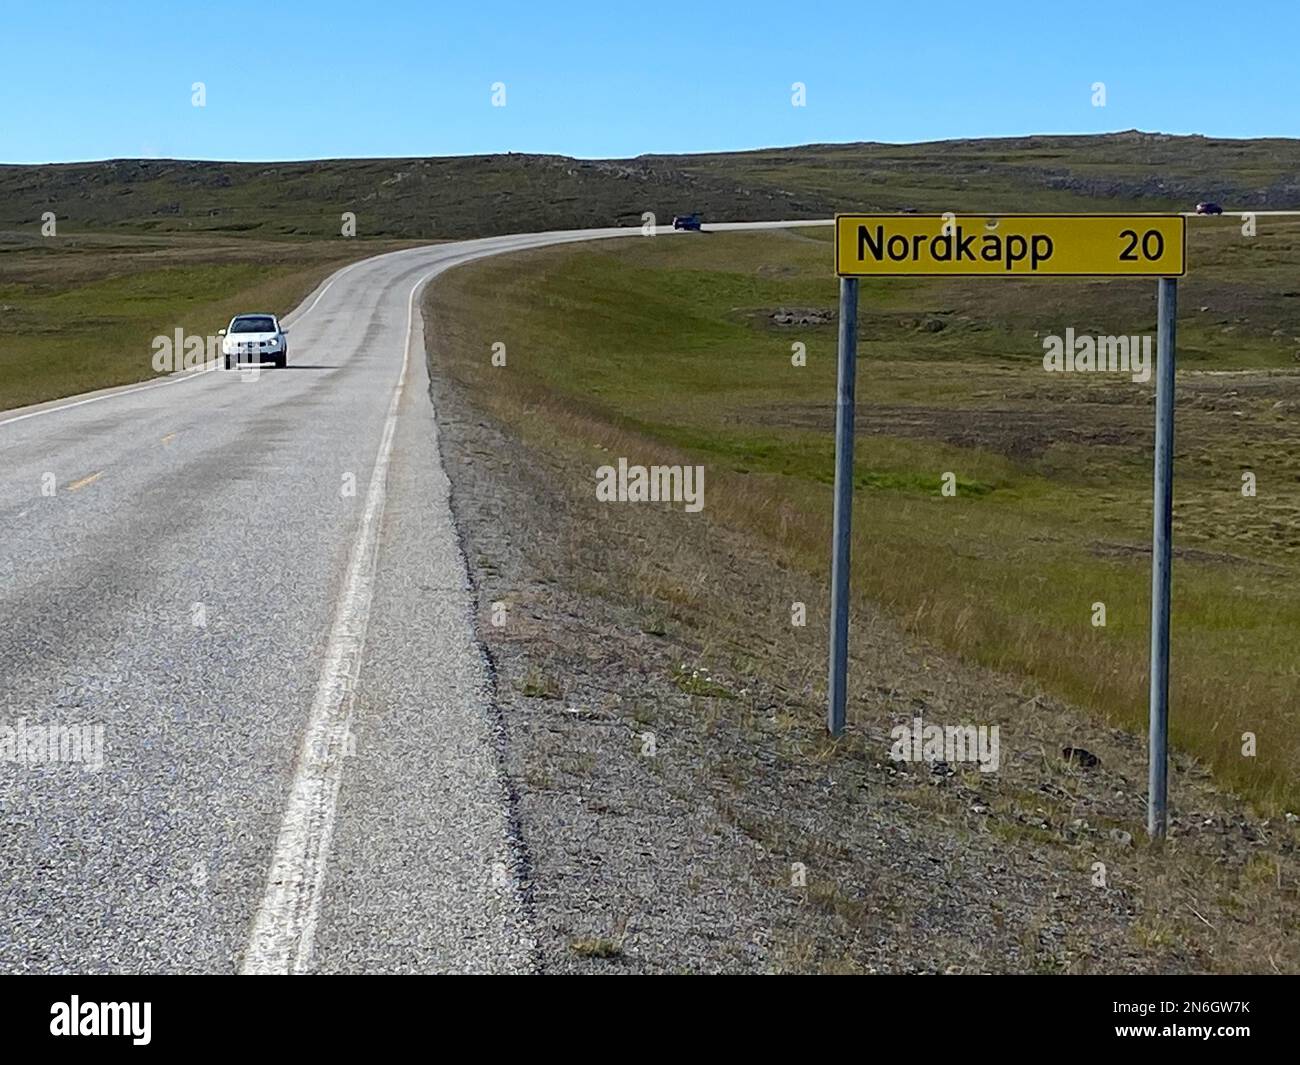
835,214 -> 1186,277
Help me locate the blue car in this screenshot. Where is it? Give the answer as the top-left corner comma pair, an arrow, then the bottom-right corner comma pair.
672,213 -> 702,231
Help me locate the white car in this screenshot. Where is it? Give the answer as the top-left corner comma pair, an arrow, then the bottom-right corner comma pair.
219,313 -> 288,369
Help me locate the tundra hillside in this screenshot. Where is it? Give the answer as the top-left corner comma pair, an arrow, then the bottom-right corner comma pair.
5,131 -> 1298,409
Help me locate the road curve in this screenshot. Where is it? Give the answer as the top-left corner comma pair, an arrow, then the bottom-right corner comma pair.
0,220 -> 827,974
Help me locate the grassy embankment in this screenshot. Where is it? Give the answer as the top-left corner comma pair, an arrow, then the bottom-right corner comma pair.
425,220 -> 1300,813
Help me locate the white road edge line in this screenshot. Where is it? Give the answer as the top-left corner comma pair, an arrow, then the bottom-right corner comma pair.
281,257 -> 366,327
238,223 -> 834,973
240,263 -> 439,975
0,369 -> 212,430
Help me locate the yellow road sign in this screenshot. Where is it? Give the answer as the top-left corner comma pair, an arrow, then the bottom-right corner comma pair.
835,213 -> 1186,277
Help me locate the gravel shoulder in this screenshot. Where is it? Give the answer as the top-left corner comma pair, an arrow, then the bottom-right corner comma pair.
423,313 -> 1300,976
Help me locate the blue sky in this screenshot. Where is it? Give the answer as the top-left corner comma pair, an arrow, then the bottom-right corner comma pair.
3,0 -> 1297,163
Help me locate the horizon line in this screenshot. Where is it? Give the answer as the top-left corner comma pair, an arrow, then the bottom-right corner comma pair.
5,128 -> 1294,168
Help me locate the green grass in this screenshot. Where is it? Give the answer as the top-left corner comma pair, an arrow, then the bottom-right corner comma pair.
425,223 -> 1300,813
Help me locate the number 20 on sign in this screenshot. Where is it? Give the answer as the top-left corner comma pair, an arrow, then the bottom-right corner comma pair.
835,214 -> 1186,277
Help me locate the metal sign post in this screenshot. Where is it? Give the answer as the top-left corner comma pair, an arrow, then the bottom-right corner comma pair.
1147,277 -> 1177,839
827,276 -> 859,737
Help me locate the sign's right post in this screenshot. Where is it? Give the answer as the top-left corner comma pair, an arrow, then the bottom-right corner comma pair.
1148,276 -> 1177,840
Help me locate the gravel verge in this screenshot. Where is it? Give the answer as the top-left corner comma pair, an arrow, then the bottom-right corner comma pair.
423,342 -> 1300,975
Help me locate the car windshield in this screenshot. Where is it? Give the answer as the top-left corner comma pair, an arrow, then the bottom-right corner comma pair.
231,316 -> 276,333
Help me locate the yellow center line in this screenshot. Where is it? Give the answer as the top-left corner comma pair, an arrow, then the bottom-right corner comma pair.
66,471 -> 103,492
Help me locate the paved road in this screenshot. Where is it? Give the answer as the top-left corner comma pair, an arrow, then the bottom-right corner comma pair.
0,221 -> 825,974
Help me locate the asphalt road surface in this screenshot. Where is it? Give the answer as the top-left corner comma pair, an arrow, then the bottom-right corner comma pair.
0,221 -> 826,974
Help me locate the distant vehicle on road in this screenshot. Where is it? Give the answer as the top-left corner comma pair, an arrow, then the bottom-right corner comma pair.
672,213 -> 702,231
1195,201 -> 1224,215
220,313 -> 288,369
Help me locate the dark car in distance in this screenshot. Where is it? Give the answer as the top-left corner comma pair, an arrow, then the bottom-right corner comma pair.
672,213 -> 702,231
